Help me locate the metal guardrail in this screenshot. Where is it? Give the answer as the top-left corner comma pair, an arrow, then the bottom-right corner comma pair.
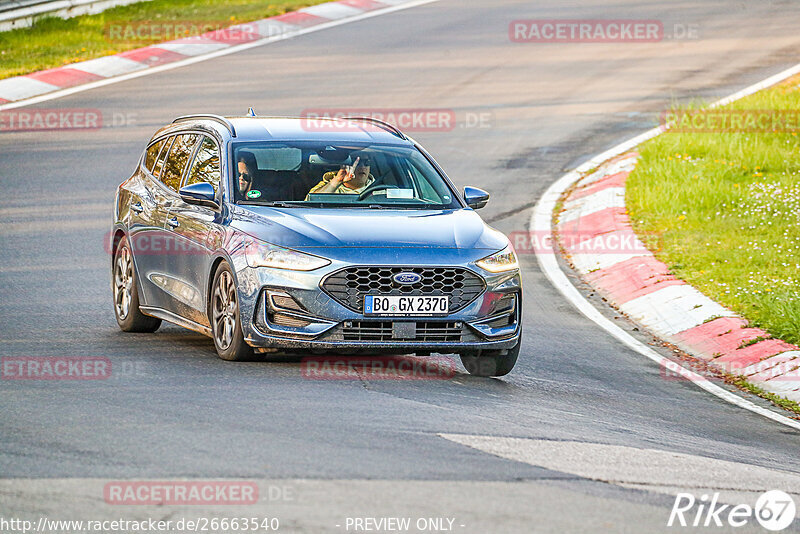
0,0 -> 149,32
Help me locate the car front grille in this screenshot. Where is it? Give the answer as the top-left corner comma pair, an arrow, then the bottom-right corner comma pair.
339,321 -> 472,343
321,266 -> 485,313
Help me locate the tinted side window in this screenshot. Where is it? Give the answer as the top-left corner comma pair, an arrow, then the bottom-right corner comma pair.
144,138 -> 166,172
161,134 -> 199,192
152,136 -> 174,179
185,136 -> 221,191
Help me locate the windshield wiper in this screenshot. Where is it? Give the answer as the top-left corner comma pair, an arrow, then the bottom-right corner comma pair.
254,201 -> 303,208
271,201 -> 303,208
372,204 -> 436,210
244,201 -> 440,210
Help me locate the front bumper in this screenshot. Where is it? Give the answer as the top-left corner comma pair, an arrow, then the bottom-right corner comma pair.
233,253 -> 522,353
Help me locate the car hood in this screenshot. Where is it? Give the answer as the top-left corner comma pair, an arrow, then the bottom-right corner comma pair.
229,205 -> 508,251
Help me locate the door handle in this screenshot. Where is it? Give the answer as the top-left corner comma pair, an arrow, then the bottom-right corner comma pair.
167,216 -> 179,228
131,201 -> 144,214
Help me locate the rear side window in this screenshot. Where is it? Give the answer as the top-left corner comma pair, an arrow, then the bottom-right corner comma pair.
152,136 -> 174,178
251,147 -> 302,171
144,138 -> 166,172
185,136 -> 221,191
161,134 -> 199,192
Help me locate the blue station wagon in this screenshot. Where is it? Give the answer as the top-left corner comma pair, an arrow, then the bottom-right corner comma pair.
111,113 -> 522,376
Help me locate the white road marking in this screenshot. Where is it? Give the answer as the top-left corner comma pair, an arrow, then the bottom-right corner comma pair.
742,352 -> 799,376
300,3 -> 363,19
529,61 -> 800,432
786,390 -> 800,403
559,186 -> 626,223
68,56 -> 148,77
619,285 -> 736,338
569,249 -> 647,274
0,77 -> 59,101
155,42 -> 230,57
250,19 -> 301,38
439,434 -> 800,505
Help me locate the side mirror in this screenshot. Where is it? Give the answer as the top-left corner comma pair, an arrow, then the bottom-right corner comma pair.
179,182 -> 219,209
463,186 -> 490,210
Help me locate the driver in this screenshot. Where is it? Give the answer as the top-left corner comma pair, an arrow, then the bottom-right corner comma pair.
306,155 -> 374,197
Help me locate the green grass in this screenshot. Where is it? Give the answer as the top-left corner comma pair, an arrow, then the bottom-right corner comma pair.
627,75 -> 800,346
0,0 -> 327,79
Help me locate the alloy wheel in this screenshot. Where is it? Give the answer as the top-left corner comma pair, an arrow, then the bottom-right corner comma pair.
114,245 -> 133,320
212,270 -> 237,350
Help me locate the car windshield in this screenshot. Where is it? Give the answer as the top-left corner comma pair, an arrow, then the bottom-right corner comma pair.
231,142 -> 460,209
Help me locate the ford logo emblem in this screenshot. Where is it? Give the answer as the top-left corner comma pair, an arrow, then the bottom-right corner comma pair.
393,272 -> 422,285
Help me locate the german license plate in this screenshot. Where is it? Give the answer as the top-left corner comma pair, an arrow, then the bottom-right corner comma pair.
364,295 -> 448,315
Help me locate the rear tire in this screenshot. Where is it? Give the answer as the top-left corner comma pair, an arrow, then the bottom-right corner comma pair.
460,336 -> 521,377
210,263 -> 255,361
113,236 -> 161,333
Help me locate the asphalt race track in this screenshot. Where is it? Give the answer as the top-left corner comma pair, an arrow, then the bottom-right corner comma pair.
1,0 -> 800,531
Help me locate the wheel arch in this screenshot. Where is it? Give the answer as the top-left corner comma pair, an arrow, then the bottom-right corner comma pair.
111,228 -> 126,269
111,227 -> 148,304
206,253 -> 234,320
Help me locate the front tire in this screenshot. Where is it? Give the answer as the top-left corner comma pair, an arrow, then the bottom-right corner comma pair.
113,236 -> 161,333
460,336 -> 521,377
210,263 -> 254,361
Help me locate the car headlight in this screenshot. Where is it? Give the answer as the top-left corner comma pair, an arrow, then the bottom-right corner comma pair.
476,245 -> 519,273
245,241 -> 331,271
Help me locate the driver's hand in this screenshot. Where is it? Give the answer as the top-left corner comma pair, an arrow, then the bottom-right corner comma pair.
334,166 -> 352,184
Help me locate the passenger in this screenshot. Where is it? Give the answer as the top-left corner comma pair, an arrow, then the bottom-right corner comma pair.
237,151 -> 258,196
306,156 -> 374,198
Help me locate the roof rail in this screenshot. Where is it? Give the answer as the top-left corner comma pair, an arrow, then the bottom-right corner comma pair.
339,116 -> 406,140
172,114 -> 236,137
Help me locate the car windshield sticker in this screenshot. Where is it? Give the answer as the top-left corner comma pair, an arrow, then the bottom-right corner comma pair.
246,190 -> 262,199
386,189 -> 414,199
